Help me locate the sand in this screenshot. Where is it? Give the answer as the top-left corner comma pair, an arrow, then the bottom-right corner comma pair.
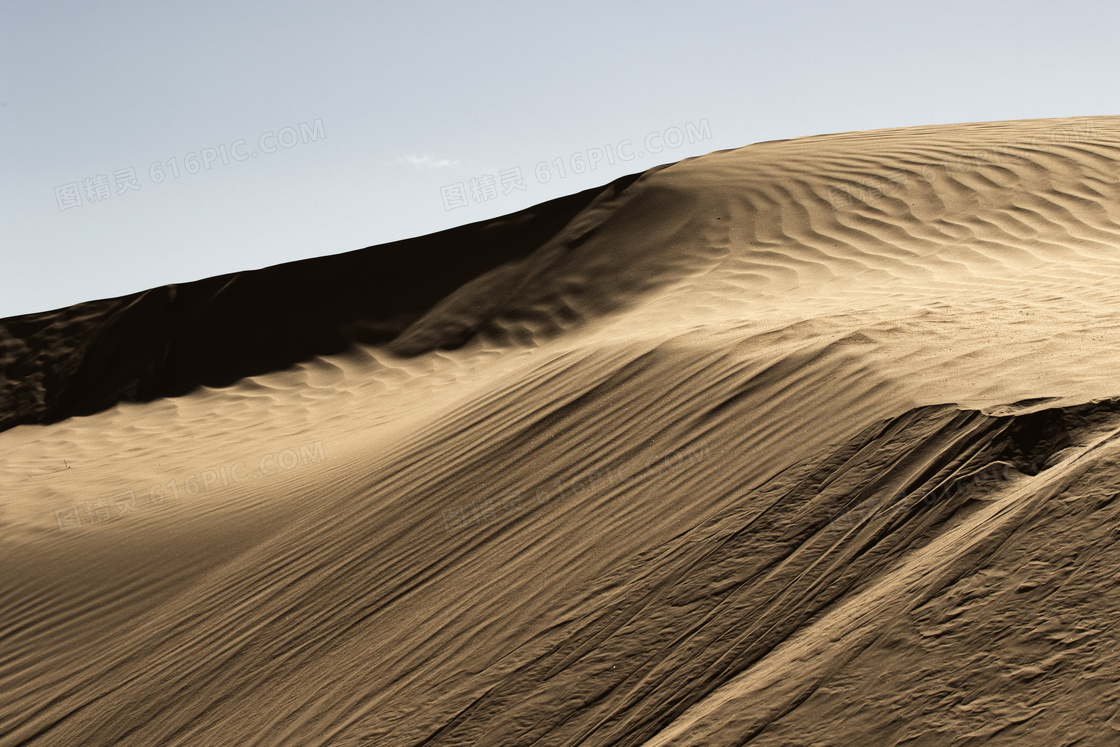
3,116 -> 1120,745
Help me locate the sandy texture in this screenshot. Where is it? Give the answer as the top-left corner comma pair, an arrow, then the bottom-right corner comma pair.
3,116 -> 1120,745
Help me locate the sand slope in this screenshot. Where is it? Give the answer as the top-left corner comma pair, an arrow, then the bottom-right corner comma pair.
3,117 -> 1120,745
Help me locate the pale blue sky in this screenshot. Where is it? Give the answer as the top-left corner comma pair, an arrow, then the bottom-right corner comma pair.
3,0 -> 1117,318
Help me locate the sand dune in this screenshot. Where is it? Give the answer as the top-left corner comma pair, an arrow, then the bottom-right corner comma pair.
3,116 -> 1120,745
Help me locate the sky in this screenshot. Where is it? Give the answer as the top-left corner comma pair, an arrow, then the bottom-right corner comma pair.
2,0 -> 1118,318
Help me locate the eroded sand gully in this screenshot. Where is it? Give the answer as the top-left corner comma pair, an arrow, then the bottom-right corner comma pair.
3,117 -> 1120,745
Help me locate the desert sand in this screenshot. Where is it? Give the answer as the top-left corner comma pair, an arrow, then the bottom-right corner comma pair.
3,116 -> 1120,745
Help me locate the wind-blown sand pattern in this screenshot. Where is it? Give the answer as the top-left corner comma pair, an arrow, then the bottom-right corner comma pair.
3,116 -> 1120,745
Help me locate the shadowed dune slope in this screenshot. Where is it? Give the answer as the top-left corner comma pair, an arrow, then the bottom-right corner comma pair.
0,173 -> 642,433
4,117 -> 1120,745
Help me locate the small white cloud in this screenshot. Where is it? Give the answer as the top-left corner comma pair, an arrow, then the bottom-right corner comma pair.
396,153 -> 461,170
